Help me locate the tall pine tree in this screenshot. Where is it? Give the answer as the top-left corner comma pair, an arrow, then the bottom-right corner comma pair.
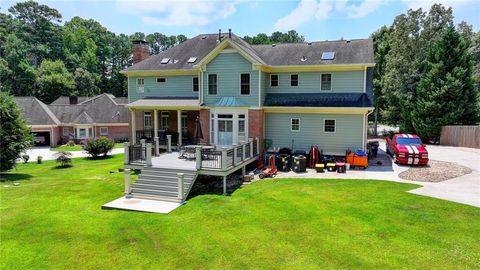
412,26 -> 479,143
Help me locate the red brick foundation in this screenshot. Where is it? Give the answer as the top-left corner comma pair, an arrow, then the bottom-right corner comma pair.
248,109 -> 264,153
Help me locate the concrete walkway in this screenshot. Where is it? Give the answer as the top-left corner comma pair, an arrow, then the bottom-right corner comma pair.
22,146 -> 124,161
275,141 -> 480,207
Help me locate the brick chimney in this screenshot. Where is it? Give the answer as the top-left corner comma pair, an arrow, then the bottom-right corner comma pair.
132,40 -> 150,64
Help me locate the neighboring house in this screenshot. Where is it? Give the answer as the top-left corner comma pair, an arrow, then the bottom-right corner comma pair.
14,93 -> 129,146
122,31 -> 374,155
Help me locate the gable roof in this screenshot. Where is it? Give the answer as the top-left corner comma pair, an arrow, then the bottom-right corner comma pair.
14,97 -> 60,125
50,96 -> 89,105
15,94 -> 128,126
122,33 -> 374,73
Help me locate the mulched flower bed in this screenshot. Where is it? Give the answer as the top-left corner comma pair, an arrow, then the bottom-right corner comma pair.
399,160 -> 472,182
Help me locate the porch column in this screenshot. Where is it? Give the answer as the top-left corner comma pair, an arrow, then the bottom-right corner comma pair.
177,110 -> 182,146
223,175 -> 227,195
131,110 -> 136,144
154,110 -> 158,138
154,109 -> 159,156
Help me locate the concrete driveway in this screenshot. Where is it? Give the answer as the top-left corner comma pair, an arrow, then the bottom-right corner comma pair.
274,141 -> 480,207
22,146 -> 124,161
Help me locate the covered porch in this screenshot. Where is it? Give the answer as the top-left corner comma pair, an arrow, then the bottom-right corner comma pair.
127,98 -> 205,150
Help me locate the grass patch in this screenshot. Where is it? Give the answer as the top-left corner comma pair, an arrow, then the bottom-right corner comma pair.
1,155 -> 479,269
49,143 -> 124,152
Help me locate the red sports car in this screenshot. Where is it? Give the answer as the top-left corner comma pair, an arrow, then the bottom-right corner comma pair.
386,134 -> 429,165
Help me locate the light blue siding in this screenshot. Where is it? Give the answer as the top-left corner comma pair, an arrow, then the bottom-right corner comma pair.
264,112 -> 364,155
265,71 -> 364,94
203,52 -> 258,107
128,76 -> 198,102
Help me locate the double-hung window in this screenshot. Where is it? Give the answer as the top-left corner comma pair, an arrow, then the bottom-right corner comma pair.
291,118 -> 300,132
240,73 -> 250,95
63,127 -> 70,136
181,112 -> 188,136
321,74 -> 332,91
100,127 -> 108,136
270,74 -> 279,87
291,74 -> 299,86
156,78 -> 166,83
136,78 -> 145,93
324,119 -> 336,133
208,74 -> 217,95
192,77 -> 199,92
161,111 -> 169,130
144,112 -> 152,129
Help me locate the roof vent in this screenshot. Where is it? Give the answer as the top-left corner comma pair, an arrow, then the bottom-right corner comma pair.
160,58 -> 170,64
201,35 -> 207,39
301,56 -> 307,62
272,44 -> 276,47
321,52 -> 335,60
346,40 -> 351,43
187,57 -> 197,63
173,59 -> 179,63
307,42 -> 312,45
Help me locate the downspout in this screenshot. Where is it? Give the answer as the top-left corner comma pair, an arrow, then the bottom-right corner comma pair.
364,109 -> 374,151
200,69 -> 204,104
258,69 -> 261,107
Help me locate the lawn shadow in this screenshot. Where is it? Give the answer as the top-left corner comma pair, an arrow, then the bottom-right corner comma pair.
0,173 -> 33,182
83,155 -> 115,161
188,172 -> 244,199
52,165 -> 73,170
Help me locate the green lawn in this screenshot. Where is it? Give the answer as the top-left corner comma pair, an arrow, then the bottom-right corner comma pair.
1,155 -> 479,269
49,143 -> 124,151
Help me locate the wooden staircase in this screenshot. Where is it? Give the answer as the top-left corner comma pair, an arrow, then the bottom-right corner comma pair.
131,167 -> 198,203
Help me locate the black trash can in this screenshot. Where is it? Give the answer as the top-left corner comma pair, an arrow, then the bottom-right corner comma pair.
367,141 -> 379,158
278,148 -> 293,155
276,154 -> 291,172
292,155 -> 307,173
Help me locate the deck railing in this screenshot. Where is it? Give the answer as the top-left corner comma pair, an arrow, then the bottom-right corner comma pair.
125,137 -> 260,171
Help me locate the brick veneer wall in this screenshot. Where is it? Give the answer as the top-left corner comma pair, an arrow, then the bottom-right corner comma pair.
248,109 -> 264,153
199,109 -> 210,144
95,126 -> 129,142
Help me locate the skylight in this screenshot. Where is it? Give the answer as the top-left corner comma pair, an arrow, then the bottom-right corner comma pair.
160,58 -> 170,64
321,52 -> 335,60
187,57 -> 197,63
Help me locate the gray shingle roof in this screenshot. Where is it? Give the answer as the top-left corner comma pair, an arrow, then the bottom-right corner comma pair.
123,33 -> 373,72
50,96 -> 89,105
264,93 -> 373,107
15,94 -> 128,126
14,97 -> 60,125
251,39 -> 374,66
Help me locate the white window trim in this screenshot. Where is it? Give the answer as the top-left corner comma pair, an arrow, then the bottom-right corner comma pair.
323,119 -> 336,133
99,127 -> 108,136
290,118 -> 300,132
207,74 -> 218,96
136,78 -> 145,93
290,74 -> 299,87
211,107 -> 248,145
144,112 -> 152,129
270,74 -> 279,87
239,73 -> 251,96
320,73 -> 333,91
160,111 -> 169,130
156,77 -> 166,84
192,76 -> 199,92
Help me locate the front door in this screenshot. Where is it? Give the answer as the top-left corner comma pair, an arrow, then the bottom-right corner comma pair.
218,114 -> 233,145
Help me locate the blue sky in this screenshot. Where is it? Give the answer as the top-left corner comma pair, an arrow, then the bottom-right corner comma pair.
1,0 -> 479,41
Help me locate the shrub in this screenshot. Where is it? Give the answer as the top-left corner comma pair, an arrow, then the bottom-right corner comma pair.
37,156 -> 43,164
55,151 -> 72,167
67,140 -> 75,146
21,155 -> 30,163
84,137 -> 114,158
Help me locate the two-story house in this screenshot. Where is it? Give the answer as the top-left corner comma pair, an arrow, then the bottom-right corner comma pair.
115,31 -> 374,204
123,31 -> 374,155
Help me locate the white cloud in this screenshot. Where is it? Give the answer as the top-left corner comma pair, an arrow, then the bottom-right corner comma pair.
275,0 -> 388,31
401,0 -> 477,10
116,0 -> 246,27
274,0 -> 319,31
